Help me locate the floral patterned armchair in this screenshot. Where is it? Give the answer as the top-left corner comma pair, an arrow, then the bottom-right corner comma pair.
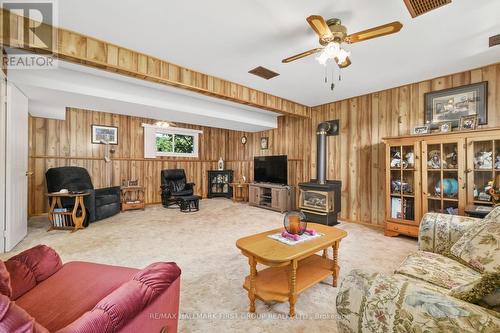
336,207 -> 500,333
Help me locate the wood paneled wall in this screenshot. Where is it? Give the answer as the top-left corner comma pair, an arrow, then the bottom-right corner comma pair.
1,9 -> 308,118
28,59 -> 500,225
311,63 -> 500,226
29,109 -> 311,215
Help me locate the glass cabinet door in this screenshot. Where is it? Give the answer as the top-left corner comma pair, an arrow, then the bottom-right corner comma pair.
422,139 -> 465,215
467,138 -> 499,207
387,143 -> 420,223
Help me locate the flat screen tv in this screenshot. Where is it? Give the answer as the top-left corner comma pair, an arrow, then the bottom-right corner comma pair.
254,155 -> 288,185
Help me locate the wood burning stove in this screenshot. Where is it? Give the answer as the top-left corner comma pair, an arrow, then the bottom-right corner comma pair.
299,120 -> 342,226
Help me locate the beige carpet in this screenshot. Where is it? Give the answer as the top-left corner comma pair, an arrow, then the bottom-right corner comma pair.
2,199 -> 417,333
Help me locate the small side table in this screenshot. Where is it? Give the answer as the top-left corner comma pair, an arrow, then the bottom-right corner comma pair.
230,183 -> 249,202
465,204 -> 493,218
121,186 -> 145,211
46,192 -> 89,232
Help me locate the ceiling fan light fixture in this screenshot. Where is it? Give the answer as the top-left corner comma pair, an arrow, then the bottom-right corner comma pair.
316,42 -> 350,66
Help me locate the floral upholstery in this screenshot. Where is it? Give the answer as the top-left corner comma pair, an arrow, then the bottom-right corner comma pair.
336,270 -> 500,333
419,213 -> 479,255
395,251 -> 481,289
450,274 -> 500,310
450,216 -> 500,274
485,206 -> 500,220
336,213 -> 500,332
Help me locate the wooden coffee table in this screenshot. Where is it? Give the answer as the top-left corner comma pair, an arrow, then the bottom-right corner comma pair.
236,223 -> 347,317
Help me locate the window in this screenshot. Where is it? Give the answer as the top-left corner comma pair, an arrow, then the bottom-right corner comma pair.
156,132 -> 195,155
143,124 -> 201,158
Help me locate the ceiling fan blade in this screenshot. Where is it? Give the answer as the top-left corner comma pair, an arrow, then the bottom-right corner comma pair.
346,21 -> 402,44
337,56 -> 351,68
282,48 -> 322,63
306,15 -> 333,40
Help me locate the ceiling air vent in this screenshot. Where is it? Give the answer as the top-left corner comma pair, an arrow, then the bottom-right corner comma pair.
403,0 -> 452,18
490,34 -> 500,48
248,66 -> 280,80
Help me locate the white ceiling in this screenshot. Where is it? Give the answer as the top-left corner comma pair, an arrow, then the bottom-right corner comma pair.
54,0 -> 500,106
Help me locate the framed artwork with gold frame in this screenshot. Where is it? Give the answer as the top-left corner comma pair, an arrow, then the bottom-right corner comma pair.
459,115 -> 478,131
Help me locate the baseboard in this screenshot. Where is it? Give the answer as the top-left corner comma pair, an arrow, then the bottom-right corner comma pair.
338,218 -> 385,229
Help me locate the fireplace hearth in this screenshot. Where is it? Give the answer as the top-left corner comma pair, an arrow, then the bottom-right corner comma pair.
299,120 -> 342,226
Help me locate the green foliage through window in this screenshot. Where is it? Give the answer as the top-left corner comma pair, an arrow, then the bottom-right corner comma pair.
174,134 -> 194,153
156,132 -> 195,155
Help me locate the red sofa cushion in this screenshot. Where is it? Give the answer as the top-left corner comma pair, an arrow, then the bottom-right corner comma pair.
57,262 -> 181,333
0,261 -> 11,298
5,245 -> 62,300
16,261 -> 137,332
0,294 -> 48,333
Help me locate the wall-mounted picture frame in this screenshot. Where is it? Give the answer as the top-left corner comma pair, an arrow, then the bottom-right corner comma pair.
438,121 -> 453,133
412,125 -> 430,135
260,137 -> 269,150
424,81 -> 487,129
240,135 -> 247,145
91,125 -> 118,144
459,114 -> 478,131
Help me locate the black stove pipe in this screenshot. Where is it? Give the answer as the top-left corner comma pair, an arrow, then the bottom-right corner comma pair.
316,122 -> 331,185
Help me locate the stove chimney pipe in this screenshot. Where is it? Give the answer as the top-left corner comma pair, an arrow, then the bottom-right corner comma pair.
316,122 -> 331,185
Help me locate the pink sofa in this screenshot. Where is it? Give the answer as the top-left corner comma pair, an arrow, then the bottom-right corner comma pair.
0,245 -> 181,332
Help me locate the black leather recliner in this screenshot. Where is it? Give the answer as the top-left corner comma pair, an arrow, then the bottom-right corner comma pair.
161,169 -> 195,207
45,166 -> 121,223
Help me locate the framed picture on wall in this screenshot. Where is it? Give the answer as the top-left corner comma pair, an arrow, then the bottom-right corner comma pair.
91,125 -> 118,144
424,81 -> 488,129
260,137 -> 269,150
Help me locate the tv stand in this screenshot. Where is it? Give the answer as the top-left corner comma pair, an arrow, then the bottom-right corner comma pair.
248,183 -> 295,213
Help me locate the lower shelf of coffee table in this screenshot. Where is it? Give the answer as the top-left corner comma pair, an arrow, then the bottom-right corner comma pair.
243,254 -> 333,303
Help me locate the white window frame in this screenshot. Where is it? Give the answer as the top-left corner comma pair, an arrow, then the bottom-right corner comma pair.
143,124 -> 201,158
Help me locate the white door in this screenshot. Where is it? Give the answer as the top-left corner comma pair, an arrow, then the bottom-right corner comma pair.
4,82 -> 28,251
0,74 -> 6,252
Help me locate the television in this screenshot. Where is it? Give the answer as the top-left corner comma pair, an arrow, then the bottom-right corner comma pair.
254,155 -> 288,185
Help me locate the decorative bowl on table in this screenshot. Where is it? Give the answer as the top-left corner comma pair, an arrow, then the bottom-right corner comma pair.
283,211 -> 307,235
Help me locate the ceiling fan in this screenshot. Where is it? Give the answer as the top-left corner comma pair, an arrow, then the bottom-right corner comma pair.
282,15 -> 403,68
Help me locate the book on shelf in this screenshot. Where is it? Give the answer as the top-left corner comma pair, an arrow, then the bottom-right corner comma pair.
391,197 -> 402,219
53,208 -> 68,227
403,198 -> 414,220
391,197 -> 414,220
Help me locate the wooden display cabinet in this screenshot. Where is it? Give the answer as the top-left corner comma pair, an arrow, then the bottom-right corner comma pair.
384,127 -> 500,238
207,170 -> 233,198
385,142 -> 421,237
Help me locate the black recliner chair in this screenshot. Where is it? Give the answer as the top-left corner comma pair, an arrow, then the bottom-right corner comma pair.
160,169 -> 195,207
45,166 -> 121,223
